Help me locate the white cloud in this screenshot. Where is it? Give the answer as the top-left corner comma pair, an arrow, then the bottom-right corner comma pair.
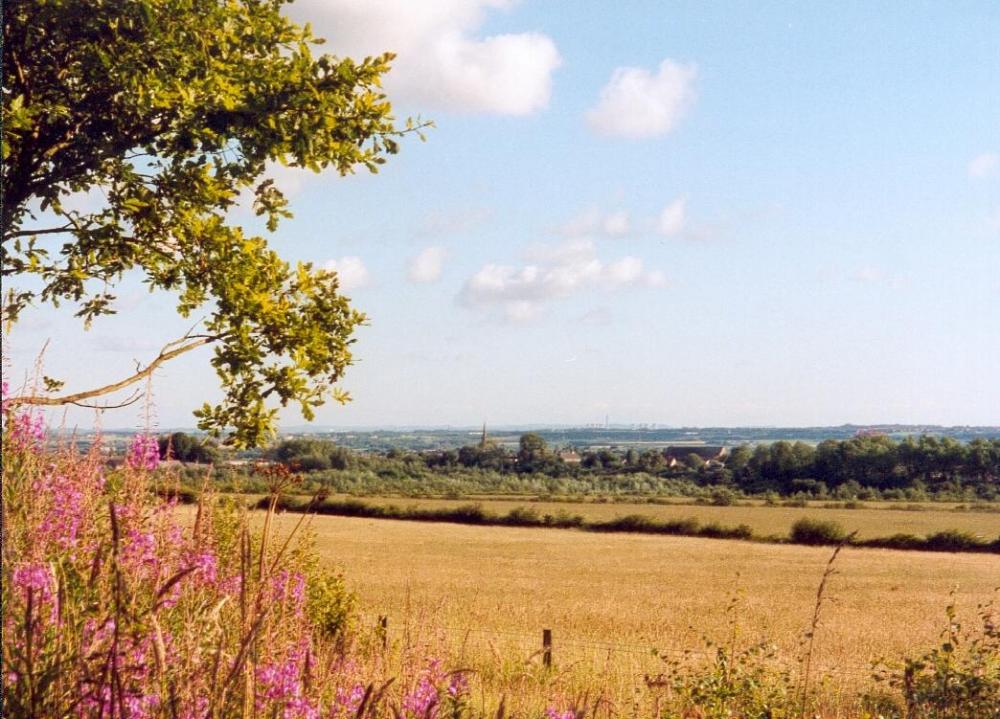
458,239 -> 664,320
968,152 -> 999,179
288,0 -> 561,115
408,246 -> 448,283
586,59 -> 697,139
657,197 -> 687,236
558,207 -> 631,238
323,256 -> 371,291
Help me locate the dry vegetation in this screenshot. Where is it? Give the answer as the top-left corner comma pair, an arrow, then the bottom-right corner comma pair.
267,511 -> 1000,717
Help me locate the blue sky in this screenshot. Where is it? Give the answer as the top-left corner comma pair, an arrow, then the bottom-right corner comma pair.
6,0 -> 1000,430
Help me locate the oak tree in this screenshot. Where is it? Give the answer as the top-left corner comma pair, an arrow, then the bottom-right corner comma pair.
2,0 -> 427,445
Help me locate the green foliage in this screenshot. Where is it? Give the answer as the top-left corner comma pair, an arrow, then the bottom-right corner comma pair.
306,568 -> 357,640
789,517 -> 849,545
923,530 -> 989,553
872,599 -> 1000,719
3,0 -> 426,446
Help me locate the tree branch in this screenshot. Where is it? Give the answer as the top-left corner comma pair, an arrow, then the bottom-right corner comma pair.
68,389 -> 144,410
6,335 -> 218,409
5,225 -> 76,239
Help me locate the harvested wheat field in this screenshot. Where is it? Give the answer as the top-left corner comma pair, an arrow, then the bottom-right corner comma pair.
272,511 -> 1000,717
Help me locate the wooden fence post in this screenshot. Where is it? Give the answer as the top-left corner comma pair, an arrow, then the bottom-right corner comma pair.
542,628 -> 552,668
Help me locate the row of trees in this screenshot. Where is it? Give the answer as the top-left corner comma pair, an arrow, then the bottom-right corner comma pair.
725,435 -> 1000,494
259,433 -> 1000,499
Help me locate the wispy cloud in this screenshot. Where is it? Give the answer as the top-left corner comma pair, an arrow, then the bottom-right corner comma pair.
407,246 -> 448,283
458,239 -> 664,321
586,59 -> 697,139
968,152 -> 999,179
656,197 -> 687,236
556,207 -> 631,238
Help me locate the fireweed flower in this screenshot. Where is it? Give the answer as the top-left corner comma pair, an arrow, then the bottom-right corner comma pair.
8,409 -> 45,450
127,433 -> 160,471
256,640 -> 320,719
12,563 -> 55,608
332,684 -> 367,717
187,549 -> 219,586
545,708 -> 576,719
402,660 -> 445,719
32,469 -> 100,550
6,563 -> 59,639
447,672 -> 469,698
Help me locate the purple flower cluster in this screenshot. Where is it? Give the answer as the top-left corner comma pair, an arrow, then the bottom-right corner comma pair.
4,414 -> 484,719
9,409 -> 45,450
256,641 -> 319,719
402,660 -> 446,719
332,684 -> 367,717
447,672 -> 469,698
126,433 -> 160,471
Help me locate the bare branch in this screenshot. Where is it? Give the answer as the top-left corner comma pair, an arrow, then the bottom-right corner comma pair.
6,335 -> 219,409
68,389 -> 144,410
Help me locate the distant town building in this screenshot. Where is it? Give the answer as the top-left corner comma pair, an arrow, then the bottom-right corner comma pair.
558,449 -> 582,464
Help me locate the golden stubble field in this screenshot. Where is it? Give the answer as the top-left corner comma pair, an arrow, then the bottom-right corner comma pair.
269,511 -> 1000,717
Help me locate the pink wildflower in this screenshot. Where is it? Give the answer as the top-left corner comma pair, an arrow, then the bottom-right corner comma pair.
256,641 -> 319,719
127,433 -> 160,471
9,409 -> 45,449
545,708 -> 576,719
402,674 -> 440,719
34,470 -> 91,549
447,672 -> 469,698
187,550 -> 219,586
12,563 -> 54,604
11,563 -> 57,624
332,684 -> 367,717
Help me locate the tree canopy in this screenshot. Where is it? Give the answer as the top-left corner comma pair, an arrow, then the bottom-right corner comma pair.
2,0 -> 426,446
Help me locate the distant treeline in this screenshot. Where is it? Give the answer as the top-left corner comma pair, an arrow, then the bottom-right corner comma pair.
250,433 -> 1000,501
159,431 -> 1000,501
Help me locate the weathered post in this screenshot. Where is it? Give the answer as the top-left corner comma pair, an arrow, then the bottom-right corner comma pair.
542,628 -> 552,668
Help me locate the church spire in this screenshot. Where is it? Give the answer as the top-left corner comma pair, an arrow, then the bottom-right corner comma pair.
479,422 -> 488,448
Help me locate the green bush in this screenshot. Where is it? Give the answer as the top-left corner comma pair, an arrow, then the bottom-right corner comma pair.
306,569 -> 357,640
924,529 -> 988,552
789,517 -> 848,545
